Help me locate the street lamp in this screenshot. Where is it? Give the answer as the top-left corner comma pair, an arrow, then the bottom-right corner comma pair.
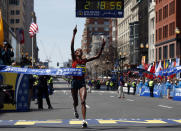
175,27 -> 180,35
175,27 -> 180,59
140,43 -> 149,64
119,52 -> 126,73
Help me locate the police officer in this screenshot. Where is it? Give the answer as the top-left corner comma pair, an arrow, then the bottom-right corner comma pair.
148,79 -> 154,97
48,76 -> 54,95
37,66 -> 53,109
32,74 -> 38,102
127,79 -> 131,94
110,81 -> 114,90
132,80 -> 136,95
106,80 -> 110,91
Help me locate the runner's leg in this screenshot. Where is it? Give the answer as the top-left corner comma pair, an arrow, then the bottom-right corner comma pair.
71,88 -> 79,118
79,87 -> 87,120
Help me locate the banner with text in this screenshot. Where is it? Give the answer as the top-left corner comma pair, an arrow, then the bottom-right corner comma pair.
0,66 -> 82,76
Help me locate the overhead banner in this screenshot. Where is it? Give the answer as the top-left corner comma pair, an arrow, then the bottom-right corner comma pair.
0,66 -> 82,76
76,0 -> 124,18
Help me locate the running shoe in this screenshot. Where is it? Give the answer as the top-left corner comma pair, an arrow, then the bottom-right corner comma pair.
82,121 -> 88,128
74,112 -> 79,119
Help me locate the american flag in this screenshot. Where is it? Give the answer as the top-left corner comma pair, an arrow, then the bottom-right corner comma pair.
29,22 -> 38,37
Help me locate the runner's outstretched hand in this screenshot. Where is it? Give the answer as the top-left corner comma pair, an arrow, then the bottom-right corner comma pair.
73,25 -> 77,35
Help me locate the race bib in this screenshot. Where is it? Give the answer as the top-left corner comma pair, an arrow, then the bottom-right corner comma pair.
76,64 -> 86,73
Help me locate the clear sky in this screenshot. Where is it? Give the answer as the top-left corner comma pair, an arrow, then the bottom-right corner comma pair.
34,0 -> 85,68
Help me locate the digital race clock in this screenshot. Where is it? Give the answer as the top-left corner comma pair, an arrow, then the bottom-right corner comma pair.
76,0 -> 124,18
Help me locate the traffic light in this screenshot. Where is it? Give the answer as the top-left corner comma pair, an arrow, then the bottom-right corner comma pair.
57,62 -> 59,67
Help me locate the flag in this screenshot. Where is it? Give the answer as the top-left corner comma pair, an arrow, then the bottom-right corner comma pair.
16,29 -> 24,44
166,60 -> 169,69
176,58 -> 180,67
29,22 -> 38,37
163,60 -> 166,69
0,10 -> 4,47
147,64 -> 152,72
155,61 -> 162,76
150,64 -> 155,73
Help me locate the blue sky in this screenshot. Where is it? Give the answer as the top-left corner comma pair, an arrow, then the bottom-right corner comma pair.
34,0 -> 85,68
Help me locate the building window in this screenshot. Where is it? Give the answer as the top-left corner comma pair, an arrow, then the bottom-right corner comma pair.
159,9 -> 162,21
16,10 -> 20,15
104,21 -> 109,25
169,22 -> 175,36
16,19 -> 20,23
169,0 -> 175,16
104,27 -> 109,31
163,46 -> 168,59
94,27 -> 98,31
152,34 -> 155,43
10,10 -> 14,15
10,19 -> 14,24
163,25 -> 168,38
94,21 -> 98,24
89,27 -> 92,31
9,0 -> 19,5
169,44 -> 175,58
158,28 -> 162,40
159,47 -> 162,60
163,5 -> 168,19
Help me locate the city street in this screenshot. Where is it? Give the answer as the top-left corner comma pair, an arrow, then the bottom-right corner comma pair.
0,78 -> 181,131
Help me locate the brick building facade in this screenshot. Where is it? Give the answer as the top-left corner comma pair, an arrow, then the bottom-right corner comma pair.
155,0 -> 181,61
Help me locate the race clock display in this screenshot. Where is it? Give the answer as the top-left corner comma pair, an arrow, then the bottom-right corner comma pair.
76,0 -> 124,18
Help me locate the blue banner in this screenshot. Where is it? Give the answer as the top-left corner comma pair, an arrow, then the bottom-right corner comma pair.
0,66 -> 82,76
173,88 -> 181,101
156,66 -> 181,76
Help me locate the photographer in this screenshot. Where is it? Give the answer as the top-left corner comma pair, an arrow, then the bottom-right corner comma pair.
1,41 -> 14,65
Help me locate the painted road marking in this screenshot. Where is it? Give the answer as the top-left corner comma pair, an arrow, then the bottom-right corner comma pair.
126,99 -> 135,102
172,120 -> 181,123
110,96 -> 115,98
0,119 -> 181,127
15,120 -> 62,125
69,120 -> 83,124
158,105 -> 173,109
98,120 -> 167,124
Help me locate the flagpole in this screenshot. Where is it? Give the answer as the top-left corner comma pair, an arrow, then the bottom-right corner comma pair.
32,36 -> 34,67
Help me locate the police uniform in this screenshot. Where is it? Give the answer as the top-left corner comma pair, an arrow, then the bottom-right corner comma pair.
149,80 -> 154,97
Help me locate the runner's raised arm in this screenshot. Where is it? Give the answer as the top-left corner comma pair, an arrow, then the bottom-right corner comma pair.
86,39 -> 106,62
71,25 -> 77,60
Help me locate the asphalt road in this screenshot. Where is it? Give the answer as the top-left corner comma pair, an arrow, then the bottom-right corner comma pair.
1,78 -> 181,131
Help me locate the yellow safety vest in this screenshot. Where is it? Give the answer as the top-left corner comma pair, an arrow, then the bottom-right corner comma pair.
110,82 -> 113,86
132,82 -> 136,87
149,81 -> 154,87
33,75 -> 38,86
106,81 -> 109,86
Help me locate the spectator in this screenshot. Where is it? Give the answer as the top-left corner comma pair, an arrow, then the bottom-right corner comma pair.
166,79 -> 172,99
1,41 -> 14,65
118,75 -> 125,98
